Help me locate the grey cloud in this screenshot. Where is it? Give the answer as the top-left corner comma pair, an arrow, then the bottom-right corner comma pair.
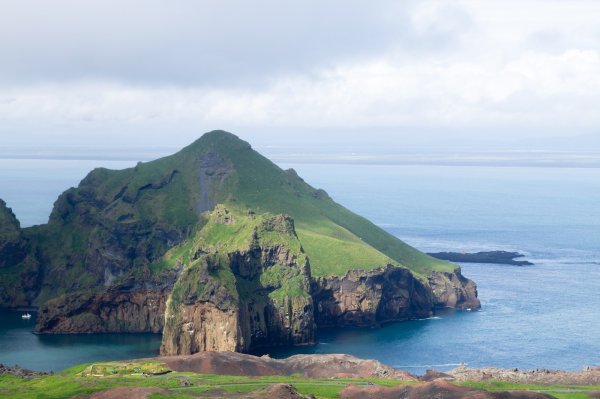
0,0 -> 471,88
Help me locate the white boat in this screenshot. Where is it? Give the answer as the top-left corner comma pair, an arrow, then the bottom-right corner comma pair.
21,313 -> 31,319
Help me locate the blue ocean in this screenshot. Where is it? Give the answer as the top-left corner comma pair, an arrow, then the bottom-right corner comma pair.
0,156 -> 599,373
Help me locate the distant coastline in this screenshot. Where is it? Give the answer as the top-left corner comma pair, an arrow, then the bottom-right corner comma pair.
1,147 -> 600,168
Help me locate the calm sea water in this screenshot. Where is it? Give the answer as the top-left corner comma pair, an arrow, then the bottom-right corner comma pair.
0,158 -> 599,372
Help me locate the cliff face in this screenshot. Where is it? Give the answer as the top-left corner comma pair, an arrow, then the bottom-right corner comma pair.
35,288 -> 168,333
313,265 -> 434,327
429,268 -> 480,310
0,200 -> 42,307
0,200 -> 28,269
160,207 -> 315,355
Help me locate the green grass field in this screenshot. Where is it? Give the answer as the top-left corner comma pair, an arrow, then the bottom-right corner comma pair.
1,359 -> 598,399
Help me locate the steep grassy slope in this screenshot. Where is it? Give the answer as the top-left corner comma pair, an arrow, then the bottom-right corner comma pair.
175,131 -> 454,276
160,205 -> 315,354
24,130 -> 450,287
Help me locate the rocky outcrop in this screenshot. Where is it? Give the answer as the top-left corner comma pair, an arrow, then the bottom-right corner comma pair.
0,200 -> 43,307
162,302 -> 241,354
159,351 -> 412,379
313,265 -> 434,327
160,208 -> 315,355
0,200 -> 28,269
448,365 -> 600,386
429,268 -> 481,309
35,289 -> 168,333
0,364 -> 49,378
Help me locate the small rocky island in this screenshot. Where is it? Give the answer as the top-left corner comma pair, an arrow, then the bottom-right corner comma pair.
428,251 -> 533,266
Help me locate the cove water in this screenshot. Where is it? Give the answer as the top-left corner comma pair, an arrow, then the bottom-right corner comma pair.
0,157 -> 598,373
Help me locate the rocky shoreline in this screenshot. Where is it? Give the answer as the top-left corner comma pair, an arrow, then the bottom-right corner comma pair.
5,350 -> 597,385
3,352 -> 598,399
0,363 -> 49,378
154,351 -> 600,386
446,364 -> 600,385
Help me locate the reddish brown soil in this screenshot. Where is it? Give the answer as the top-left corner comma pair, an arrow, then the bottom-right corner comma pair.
88,387 -> 167,399
340,380 -> 556,399
159,351 -> 412,379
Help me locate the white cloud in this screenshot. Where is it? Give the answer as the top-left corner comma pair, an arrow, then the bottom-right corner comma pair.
0,0 -> 599,145
2,48 -> 599,131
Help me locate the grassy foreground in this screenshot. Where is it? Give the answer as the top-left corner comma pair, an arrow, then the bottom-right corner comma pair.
1,360 -> 598,399
0,362 -> 406,399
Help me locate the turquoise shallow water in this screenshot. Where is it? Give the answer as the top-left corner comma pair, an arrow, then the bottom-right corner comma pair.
0,159 -> 599,372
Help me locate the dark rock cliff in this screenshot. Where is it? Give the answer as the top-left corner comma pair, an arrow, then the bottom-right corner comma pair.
0,200 -> 43,307
312,265 -> 479,327
160,209 -> 315,355
35,289 -> 168,333
429,268 -> 480,310
313,265 -> 434,326
33,272 -> 179,333
0,200 -> 28,269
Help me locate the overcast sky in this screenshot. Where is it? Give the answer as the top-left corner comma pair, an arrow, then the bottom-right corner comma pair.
1,0 -> 599,151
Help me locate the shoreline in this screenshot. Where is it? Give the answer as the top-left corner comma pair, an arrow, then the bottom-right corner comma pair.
2,351 -> 598,384
2,352 -> 598,399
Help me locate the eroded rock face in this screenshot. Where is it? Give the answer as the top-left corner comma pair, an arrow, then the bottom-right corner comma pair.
160,210 -> 315,355
35,289 -> 168,333
0,200 -> 43,307
429,268 -> 481,310
0,200 -> 28,269
161,303 -> 241,354
313,265 -> 434,327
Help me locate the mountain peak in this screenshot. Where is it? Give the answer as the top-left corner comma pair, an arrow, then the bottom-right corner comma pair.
183,130 -> 252,155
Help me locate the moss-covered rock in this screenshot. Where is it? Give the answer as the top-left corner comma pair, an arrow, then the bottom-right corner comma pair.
0,199 -> 27,268
161,207 -> 315,354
